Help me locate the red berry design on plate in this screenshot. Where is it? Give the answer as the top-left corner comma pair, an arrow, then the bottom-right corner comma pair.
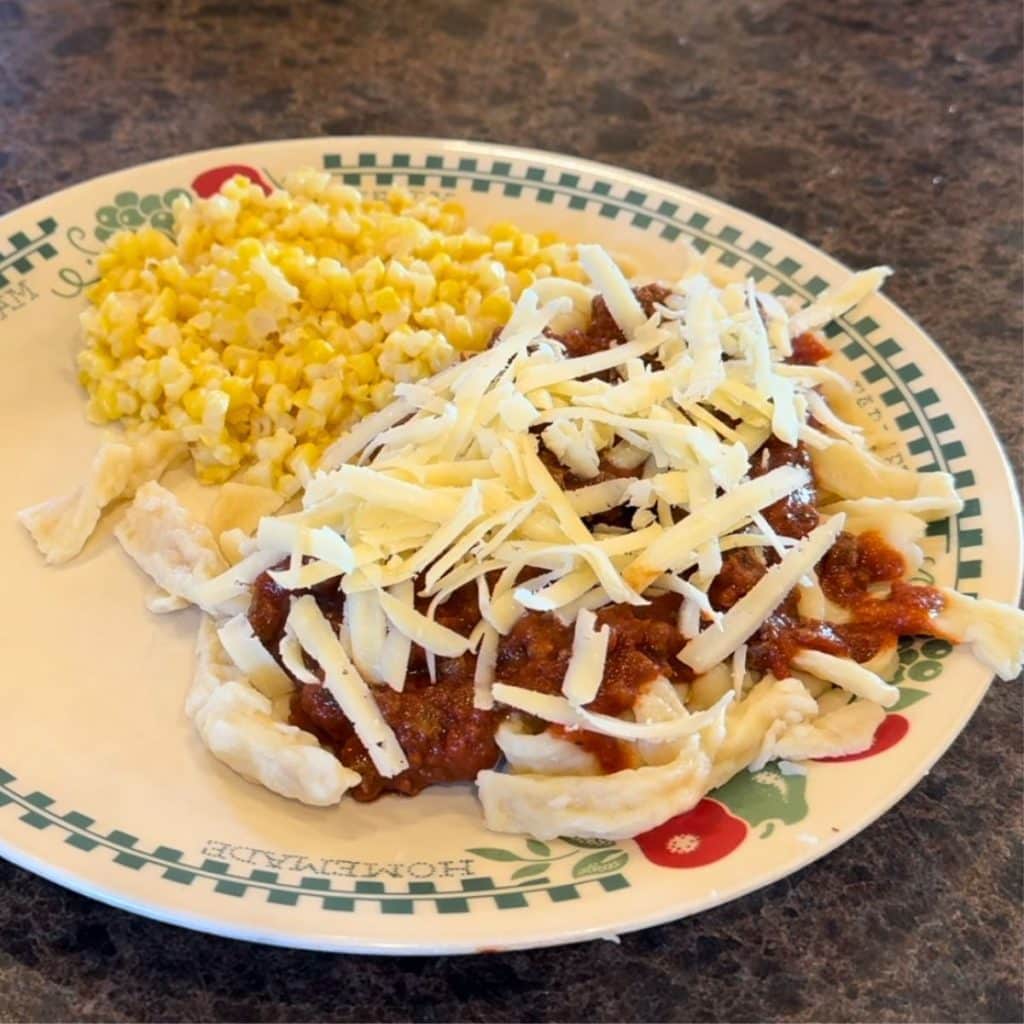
635,799 -> 747,868
191,164 -> 272,199
815,713 -> 910,764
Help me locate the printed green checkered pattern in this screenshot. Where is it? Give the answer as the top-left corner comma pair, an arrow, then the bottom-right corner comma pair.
0,767 -> 628,914
0,217 -> 59,288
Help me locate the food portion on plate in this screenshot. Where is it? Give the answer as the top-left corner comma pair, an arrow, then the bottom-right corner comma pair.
18,175 -> 1024,842
74,169 -> 583,499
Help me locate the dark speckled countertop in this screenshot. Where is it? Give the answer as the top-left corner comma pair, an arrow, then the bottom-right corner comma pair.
1,1 -> 1021,1020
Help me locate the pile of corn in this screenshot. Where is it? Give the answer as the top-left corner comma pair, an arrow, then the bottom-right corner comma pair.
78,169 -> 584,494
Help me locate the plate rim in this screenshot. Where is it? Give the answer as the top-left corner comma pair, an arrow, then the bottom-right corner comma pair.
0,135 -> 1019,954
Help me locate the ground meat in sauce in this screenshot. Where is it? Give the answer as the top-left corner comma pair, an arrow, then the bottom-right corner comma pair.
553,284 -> 673,361
247,561 -> 346,651
249,563 -> 699,795
537,445 -> 642,494
818,530 -> 906,605
497,595 -> 693,718
745,531 -> 949,677
537,445 -> 643,530
495,596 -> 694,771
746,582 -> 949,678
751,436 -> 820,540
291,673 -> 502,802
248,570 -> 291,651
708,547 -> 767,611
247,567 -> 503,799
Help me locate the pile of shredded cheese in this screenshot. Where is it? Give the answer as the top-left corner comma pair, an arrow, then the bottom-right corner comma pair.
21,239 -> 1024,838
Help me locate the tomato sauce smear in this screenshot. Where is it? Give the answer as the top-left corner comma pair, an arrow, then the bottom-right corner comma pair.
746,530 -> 951,677
788,331 -> 832,365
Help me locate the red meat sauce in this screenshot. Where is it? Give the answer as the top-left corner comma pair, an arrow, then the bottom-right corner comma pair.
751,435 -> 821,540
248,571 -> 692,800
712,523 -> 950,677
711,441 -> 950,673
553,284 -> 673,362
251,521 -> 949,799
789,331 -> 833,366
244,286 -> 950,800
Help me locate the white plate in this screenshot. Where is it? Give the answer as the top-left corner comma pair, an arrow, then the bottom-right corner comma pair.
0,137 -> 1018,953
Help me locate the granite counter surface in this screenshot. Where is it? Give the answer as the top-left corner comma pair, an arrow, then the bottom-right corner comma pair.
0,0 -> 1021,1020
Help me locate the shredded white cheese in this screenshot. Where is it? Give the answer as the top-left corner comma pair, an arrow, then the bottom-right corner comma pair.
217,613 -> 292,699
791,649 -> 899,707
624,465 -> 810,591
287,596 -> 408,778
492,683 -> 734,743
680,515 -> 845,673
788,266 -> 892,335
377,589 -> 474,658
577,244 -> 647,337
561,609 -> 612,706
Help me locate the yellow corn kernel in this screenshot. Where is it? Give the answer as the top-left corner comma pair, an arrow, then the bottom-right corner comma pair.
458,233 -> 492,258
305,276 -> 331,309
515,269 -> 536,292
177,293 -> 201,319
346,292 -> 366,320
480,290 -> 513,322
137,365 -> 162,403
470,318 -> 494,348
179,338 -> 202,364
488,222 -> 520,243
235,237 -> 263,262
222,376 -> 257,409
371,285 -> 401,314
264,383 -> 292,416
448,315 -> 474,349
385,259 -> 411,288
429,252 -> 452,276
255,358 -> 277,391
301,336 -> 334,363
370,379 -> 394,407
328,284 -> 350,316
221,345 -> 253,371
348,351 -> 379,384
181,389 -> 205,420
308,377 -> 342,414
286,442 -> 320,474
474,259 -> 506,291
276,356 -> 303,390
95,380 -> 123,421
195,363 -> 227,387
237,213 -> 267,237
517,234 -> 540,258
294,406 -> 326,435
437,279 -> 463,305
355,256 -> 385,291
